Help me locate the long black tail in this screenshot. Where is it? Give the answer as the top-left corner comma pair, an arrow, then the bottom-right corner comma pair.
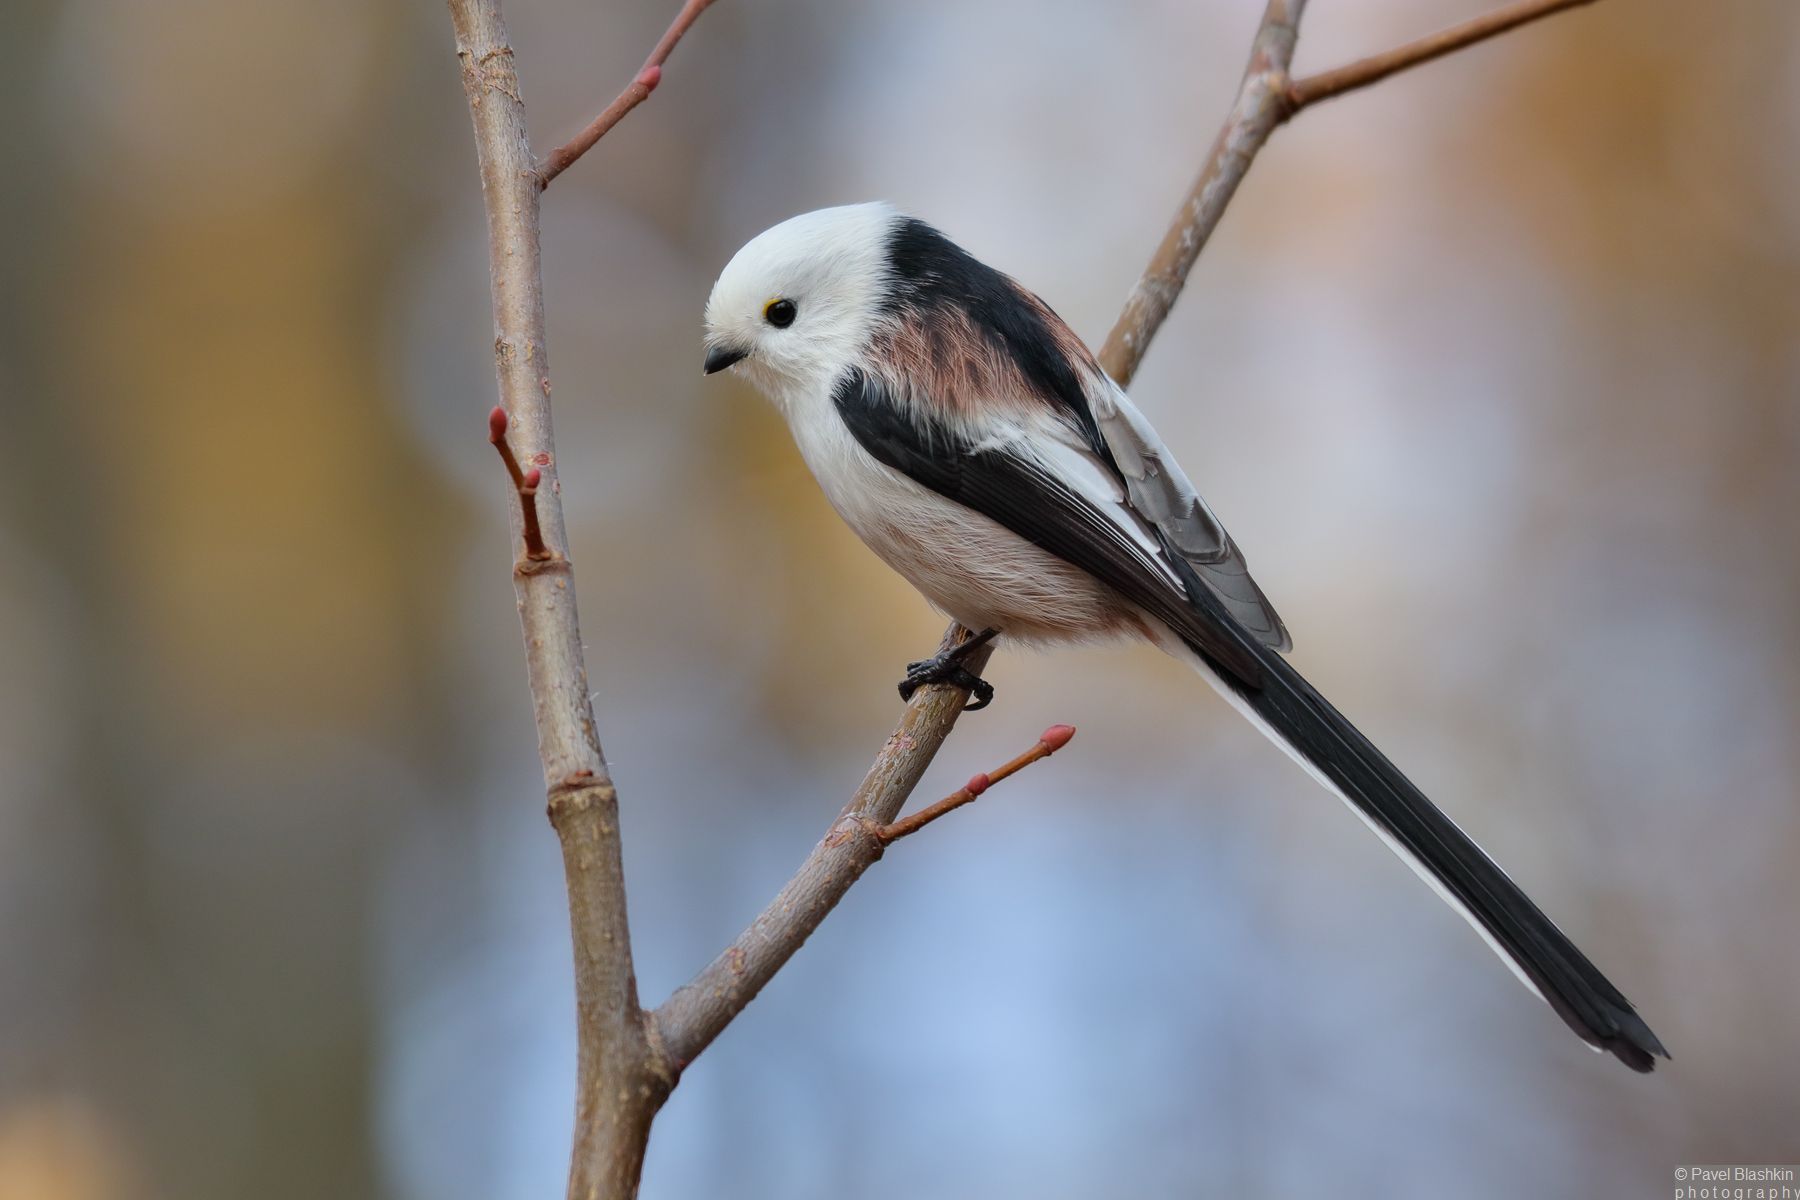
1187,632 -> 1668,1072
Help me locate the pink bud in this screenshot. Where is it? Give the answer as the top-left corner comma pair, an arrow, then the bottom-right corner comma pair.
1039,724 -> 1076,752
964,773 -> 991,797
488,406 -> 508,443
638,64 -> 663,93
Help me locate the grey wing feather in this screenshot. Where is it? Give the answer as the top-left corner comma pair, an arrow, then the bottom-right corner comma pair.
1085,378 -> 1292,652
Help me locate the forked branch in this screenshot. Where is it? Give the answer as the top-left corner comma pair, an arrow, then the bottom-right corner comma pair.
651,625 -> 1005,1071
654,713 -> 1075,1073
1099,0 -> 1603,387
1098,0 -> 1307,386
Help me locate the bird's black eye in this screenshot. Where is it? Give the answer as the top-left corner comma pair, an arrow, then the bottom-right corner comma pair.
764,298 -> 797,328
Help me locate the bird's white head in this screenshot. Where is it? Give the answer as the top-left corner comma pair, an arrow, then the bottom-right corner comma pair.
703,202 -> 900,403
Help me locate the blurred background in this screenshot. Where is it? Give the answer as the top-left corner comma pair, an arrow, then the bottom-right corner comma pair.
3,0 -> 1796,1195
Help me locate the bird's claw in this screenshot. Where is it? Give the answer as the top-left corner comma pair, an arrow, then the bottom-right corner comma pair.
897,663 -> 995,711
896,629 -> 999,711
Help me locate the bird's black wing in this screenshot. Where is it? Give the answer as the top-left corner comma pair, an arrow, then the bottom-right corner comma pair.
832,368 -> 1269,686
1079,372 -> 1290,651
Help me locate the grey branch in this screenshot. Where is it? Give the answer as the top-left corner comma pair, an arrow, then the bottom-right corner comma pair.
1097,0 -> 1603,388
653,626 -> 1010,1071
1098,0 -> 1308,388
447,3 -> 666,1197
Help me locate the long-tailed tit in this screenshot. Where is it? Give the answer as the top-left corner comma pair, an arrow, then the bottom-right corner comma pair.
702,203 -> 1666,1072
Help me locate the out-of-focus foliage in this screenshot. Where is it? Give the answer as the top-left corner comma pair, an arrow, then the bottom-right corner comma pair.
1,1 -> 1794,1196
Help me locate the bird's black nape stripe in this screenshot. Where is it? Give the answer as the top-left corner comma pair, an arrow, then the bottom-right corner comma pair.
883,218 -> 1110,460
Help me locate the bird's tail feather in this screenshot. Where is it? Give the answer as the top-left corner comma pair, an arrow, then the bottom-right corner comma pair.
1178,633 -> 1668,1073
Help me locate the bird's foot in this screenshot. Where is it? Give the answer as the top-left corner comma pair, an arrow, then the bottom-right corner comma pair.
899,662 -> 994,710
897,628 -> 999,711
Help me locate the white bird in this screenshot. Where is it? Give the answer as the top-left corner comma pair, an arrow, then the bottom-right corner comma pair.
702,202 -> 1666,1072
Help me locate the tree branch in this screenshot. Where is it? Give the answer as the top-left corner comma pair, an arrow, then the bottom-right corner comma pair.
651,625 -> 998,1071
1097,0 -> 1308,387
1096,0 -> 1603,388
653,716 -> 1072,1072
447,4 -> 667,1197
536,0 -> 720,189
1286,0 -> 1599,112
878,724 -> 1076,845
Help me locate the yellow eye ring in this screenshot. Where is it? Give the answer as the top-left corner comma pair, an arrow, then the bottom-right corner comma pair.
764,298 -> 797,328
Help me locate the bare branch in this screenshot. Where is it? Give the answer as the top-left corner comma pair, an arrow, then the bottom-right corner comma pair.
1095,0 -> 1600,388
652,625 -> 997,1072
878,724 -> 1077,844
1097,0 -> 1308,387
487,406 -> 553,561
537,0 -> 720,189
447,3 -> 666,1196
1287,0 -> 1599,112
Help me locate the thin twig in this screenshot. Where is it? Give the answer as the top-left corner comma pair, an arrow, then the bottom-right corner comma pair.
448,4 -> 666,1198
488,406 -> 553,561
1287,0 -> 1599,111
879,724 -> 1076,844
536,0 -> 719,189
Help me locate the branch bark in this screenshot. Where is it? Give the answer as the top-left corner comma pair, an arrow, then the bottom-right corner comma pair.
1098,0 -> 1307,387
652,626 -> 997,1070
1097,0 -> 1602,388
447,4 -> 667,1197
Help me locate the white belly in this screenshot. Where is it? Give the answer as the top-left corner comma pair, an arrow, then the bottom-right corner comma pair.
785,396 -> 1138,644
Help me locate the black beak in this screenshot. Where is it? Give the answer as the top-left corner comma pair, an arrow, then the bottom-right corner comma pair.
702,343 -> 749,375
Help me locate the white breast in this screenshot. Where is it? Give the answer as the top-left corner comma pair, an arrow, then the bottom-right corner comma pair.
779,382 -> 1136,644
